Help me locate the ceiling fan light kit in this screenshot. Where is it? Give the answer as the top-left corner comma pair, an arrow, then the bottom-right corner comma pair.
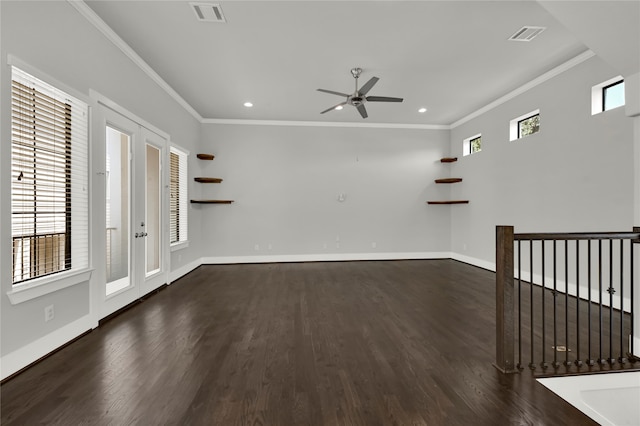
317,67 -> 403,119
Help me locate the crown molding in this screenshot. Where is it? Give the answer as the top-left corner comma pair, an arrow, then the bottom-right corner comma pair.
67,0 -> 203,122
202,118 -> 450,130
69,0 -> 596,131
451,49 -> 595,129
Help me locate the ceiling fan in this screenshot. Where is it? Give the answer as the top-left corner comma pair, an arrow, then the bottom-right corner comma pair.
317,68 -> 403,119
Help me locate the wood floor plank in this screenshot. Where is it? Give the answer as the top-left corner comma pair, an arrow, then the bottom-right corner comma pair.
1,260 -> 600,425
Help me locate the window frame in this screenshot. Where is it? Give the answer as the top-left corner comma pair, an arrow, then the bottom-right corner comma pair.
10,66 -> 89,286
463,133 -> 482,156
6,58 -> 92,304
509,109 -> 540,141
602,79 -> 625,112
591,76 -> 624,115
169,145 -> 189,251
517,113 -> 540,139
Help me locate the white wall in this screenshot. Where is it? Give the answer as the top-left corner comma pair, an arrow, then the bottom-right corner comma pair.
0,1 -> 201,378
450,55 -> 635,268
198,124 -> 452,261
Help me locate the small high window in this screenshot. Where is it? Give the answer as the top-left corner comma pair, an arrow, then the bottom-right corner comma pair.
603,80 -> 625,111
463,134 -> 482,156
510,109 -> 540,141
518,114 -> 539,138
591,76 -> 624,115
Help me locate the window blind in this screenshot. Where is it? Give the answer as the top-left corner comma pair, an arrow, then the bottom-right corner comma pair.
11,67 -> 89,284
169,147 -> 188,244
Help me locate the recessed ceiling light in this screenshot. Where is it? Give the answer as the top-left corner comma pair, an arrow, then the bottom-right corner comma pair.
418,107 -> 427,113
335,105 -> 343,110
243,102 -> 253,107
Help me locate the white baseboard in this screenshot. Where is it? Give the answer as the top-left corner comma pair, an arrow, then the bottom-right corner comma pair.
168,258 -> 202,284
1,313 -> 93,381
201,251 -> 453,265
450,253 -> 496,271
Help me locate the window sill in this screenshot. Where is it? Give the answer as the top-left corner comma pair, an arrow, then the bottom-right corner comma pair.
171,241 -> 190,252
7,269 -> 93,305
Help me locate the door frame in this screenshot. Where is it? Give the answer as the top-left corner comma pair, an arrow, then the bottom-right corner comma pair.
90,91 -> 170,324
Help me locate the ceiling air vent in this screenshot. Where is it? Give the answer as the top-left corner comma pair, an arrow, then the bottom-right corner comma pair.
190,3 -> 226,23
508,26 -> 546,42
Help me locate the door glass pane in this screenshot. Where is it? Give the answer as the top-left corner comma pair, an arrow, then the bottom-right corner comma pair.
145,144 -> 161,275
106,126 -> 130,295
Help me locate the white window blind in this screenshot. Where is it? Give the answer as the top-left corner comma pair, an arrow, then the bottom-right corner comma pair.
169,147 -> 188,245
11,67 -> 89,284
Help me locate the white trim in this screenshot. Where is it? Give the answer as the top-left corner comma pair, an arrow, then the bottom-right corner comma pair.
450,252 -> 496,271
7,54 -> 91,104
90,90 -> 171,140
68,0 -> 203,122
7,269 -> 93,305
451,50 -> 595,128
201,251 -> 452,265
169,258 -> 202,283
202,118 -> 450,130
538,372 -> 640,426
0,313 -> 93,380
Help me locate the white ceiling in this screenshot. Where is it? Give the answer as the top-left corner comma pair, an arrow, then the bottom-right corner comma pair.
85,0 -> 591,125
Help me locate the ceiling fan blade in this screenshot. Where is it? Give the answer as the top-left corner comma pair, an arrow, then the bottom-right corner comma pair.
366,96 -> 404,102
317,88 -> 350,97
358,77 -> 379,95
320,102 -> 347,114
356,104 -> 368,119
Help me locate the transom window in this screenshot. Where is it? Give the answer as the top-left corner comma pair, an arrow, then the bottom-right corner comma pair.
11,66 -> 89,284
602,80 -> 625,111
463,134 -> 482,156
510,109 -> 540,141
518,114 -> 540,138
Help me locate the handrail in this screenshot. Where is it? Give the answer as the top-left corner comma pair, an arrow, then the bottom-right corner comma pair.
495,225 -> 639,375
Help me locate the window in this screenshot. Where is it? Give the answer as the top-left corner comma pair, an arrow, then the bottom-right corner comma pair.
518,114 -> 539,138
509,109 -> 540,141
11,67 -> 89,284
463,134 -> 482,156
169,146 -> 188,246
603,80 -> 625,111
591,76 -> 624,115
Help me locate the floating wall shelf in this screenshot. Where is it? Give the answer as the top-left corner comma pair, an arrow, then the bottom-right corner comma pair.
435,178 -> 462,184
427,200 -> 469,205
191,153 -> 234,204
194,177 -> 223,183
428,157 -> 468,205
190,200 -> 234,204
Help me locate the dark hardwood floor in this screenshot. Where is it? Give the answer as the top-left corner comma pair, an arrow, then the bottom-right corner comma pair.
1,260 -> 597,425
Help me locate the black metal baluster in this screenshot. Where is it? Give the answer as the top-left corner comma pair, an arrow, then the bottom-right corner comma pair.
517,240 -> 523,370
631,238 -> 635,359
598,239 -> 605,365
541,241 -> 547,369
587,241 -> 595,366
564,240 -> 571,367
553,240 -> 559,369
529,239 -> 535,370
608,239 -> 615,364
619,239 -> 627,364
575,240 -> 582,367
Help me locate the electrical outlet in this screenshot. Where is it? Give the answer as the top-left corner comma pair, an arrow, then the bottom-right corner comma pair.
336,242 -> 340,249
463,243 -> 467,251
268,243 -> 272,250
372,242 -> 377,249
44,305 -> 54,322
254,244 -> 260,251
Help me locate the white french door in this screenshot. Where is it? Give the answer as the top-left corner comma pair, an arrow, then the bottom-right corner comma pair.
94,104 -> 168,320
